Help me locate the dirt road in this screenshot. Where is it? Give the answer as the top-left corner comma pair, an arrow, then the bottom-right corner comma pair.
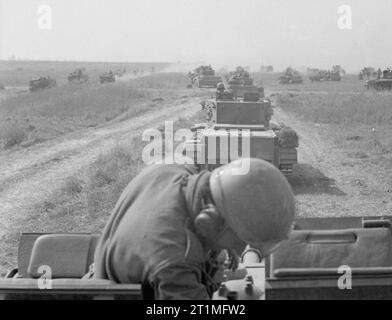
273,107 -> 392,218
0,97 -> 200,269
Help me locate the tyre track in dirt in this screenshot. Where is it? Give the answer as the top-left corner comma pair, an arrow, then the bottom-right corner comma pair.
0,97 -> 200,245
273,107 -> 392,218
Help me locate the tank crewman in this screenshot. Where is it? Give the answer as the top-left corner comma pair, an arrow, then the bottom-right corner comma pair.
216,82 -> 226,100
377,68 -> 382,79
94,158 -> 296,300
258,86 -> 265,98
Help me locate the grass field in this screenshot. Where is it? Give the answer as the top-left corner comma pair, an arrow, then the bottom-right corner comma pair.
274,87 -> 392,198
0,60 -> 171,87
0,73 -> 190,150
253,71 -> 392,159
252,72 -> 365,93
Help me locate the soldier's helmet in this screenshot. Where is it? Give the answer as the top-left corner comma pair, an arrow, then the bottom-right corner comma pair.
209,158 -> 295,256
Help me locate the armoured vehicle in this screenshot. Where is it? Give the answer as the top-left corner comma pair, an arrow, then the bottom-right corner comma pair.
29,76 -> 57,92
188,65 -> 222,88
113,68 -> 126,78
359,67 -> 378,81
332,65 -> 346,76
99,71 -> 116,84
2,215 -> 392,299
226,67 -> 261,98
184,89 -> 298,175
366,69 -> 392,90
67,68 -> 89,83
279,68 -> 303,84
309,69 -> 341,82
260,65 -> 274,73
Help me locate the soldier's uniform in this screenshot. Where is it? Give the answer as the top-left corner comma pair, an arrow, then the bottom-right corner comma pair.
94,164 -> 222,300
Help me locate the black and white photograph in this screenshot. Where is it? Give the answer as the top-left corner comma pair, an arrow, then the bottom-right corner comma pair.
0,0 -> 392,304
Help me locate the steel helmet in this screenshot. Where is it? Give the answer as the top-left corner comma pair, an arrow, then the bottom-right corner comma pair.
209,158 -> 295,254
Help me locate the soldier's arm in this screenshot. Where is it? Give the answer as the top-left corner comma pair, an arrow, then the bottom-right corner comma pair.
151,263 -> 210,300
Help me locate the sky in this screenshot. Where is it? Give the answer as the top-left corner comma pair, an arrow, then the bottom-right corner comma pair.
0,0 -> 391,72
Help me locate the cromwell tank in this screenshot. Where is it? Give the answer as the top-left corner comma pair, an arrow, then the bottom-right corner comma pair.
188,65 -> 222,88
366,69 -> 392,90
68,68 -> 89,83
184,88 -> 298,175
226,67 -> 261,98
99,71 -> 116,84
309,69 -> 341,82
359,67 -> 377,81
29,76 -> 57,92
279,67 -> 303,84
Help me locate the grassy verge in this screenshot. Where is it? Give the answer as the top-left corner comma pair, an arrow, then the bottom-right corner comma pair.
277,91 -> 392,175
0,111 -> 204,274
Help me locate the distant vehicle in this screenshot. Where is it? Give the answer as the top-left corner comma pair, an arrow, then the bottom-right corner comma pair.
309,69 -> 341,82
359,67 -> 378,80
68,68 -> 89,83
29,76 -> 57,92
279,67 -> 303,84
226,66 -> 261,99
113,68 -> 126,78
99,71 -> 116,84
366,68 -> 392,90
260,65 -> 274,73
188,65 -> 222,88
332,65 -> 346,76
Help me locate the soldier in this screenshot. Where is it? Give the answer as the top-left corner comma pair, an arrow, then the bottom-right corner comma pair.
216,82 -> 225,100
94,158 -> 295,300
377,68 -> 382,80
258,86 -> 265,98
